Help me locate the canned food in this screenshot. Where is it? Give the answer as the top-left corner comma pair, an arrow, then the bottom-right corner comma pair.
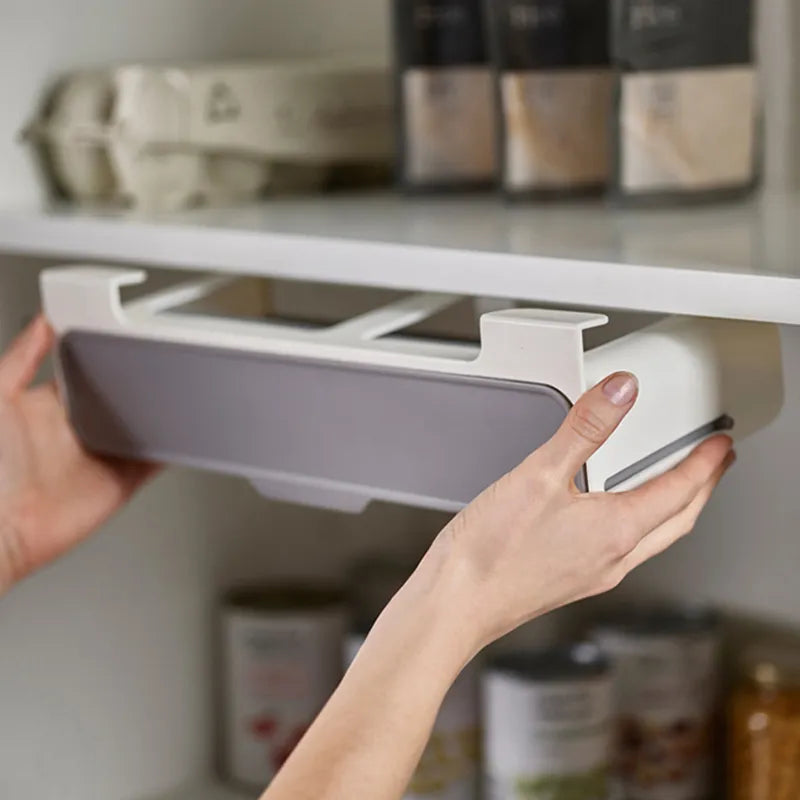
483,643 -> 613,800
220,585 -> 347,789
594,608 -> 721,800
345,554 -> 480,800
730,642 -> 800,800
345,631 -> 481,800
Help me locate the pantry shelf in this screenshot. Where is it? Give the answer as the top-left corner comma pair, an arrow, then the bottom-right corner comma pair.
2,191 -> 800,324
142,783 -> 728,800
145,782 -> 254,800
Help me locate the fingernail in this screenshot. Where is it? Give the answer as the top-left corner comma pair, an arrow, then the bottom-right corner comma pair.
602,373 -> 638,407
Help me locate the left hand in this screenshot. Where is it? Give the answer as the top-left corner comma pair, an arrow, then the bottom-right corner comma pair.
0,315 -> 159,593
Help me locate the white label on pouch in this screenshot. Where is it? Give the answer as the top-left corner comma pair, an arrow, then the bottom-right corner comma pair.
620,66 -> 756,193
404,67 -> 496,184
502,69 -> 614,191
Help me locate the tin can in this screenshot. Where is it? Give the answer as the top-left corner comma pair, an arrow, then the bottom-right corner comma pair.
593,608 -> 721,800
483,643 -> 613,800
220,585 -> 347,789
345,630 -> 481,800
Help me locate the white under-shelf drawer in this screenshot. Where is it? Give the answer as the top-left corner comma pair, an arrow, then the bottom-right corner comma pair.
41,266 -> 784,513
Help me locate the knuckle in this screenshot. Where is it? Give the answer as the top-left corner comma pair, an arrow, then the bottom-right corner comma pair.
663,470 -> 696,506
599,567 -> 626,595
601,509 -> 640,559
607,528 -> 636,561
568,405 -> 608,445
683,510 -> 702,536
621,525 -> 642,555
677,467 -> 700,493
514,456 -> 562,498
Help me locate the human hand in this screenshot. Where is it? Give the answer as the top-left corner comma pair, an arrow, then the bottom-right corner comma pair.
0,315 -> 159,593
423,372 -> 735,654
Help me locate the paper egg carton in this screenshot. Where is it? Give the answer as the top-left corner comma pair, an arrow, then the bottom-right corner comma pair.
24,56 -> 394,211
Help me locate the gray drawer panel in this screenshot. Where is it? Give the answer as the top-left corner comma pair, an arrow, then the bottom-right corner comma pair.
61,332 -> 576,510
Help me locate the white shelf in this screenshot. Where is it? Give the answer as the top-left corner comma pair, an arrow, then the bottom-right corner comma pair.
145,782 -> 256,800
2,191 -> 800,324
143,780 -> 724,800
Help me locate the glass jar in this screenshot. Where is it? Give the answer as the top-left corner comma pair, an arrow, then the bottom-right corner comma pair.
729,644 -> 800,800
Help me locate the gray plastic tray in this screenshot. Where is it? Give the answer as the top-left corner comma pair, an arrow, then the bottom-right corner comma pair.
60,331 -> 579,511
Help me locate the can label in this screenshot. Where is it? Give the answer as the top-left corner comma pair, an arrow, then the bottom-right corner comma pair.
223,608 -> 346,788
596,631 -> 719,800
346,633 -> 481,800
484,674 -> 613,800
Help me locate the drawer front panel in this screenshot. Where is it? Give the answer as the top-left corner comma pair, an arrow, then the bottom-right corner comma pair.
61,332 -> 578,510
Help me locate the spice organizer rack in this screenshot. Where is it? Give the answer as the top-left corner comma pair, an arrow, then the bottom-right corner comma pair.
42,265 -> 784,513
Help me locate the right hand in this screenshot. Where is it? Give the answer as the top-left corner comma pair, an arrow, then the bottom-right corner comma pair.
422,371 -> 734,655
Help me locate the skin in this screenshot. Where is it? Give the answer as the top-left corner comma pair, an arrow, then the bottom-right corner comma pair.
0,317 -> 735,799
0,316 -> 157,594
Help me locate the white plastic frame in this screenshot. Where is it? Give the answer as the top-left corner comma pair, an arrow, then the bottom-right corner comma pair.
41,266 -> 784,503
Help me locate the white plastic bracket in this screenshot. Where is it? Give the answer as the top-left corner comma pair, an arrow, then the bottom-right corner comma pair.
41,266 -> 146,333
473,309 -> 607,402
40,266 -> 606,403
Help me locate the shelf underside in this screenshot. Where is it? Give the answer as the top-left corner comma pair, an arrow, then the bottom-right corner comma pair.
2,192 -> 800,323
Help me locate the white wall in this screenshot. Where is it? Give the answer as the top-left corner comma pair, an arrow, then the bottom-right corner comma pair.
757,0 -> 800,189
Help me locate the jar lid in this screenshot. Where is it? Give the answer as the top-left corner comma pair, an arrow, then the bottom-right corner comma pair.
594,605 -> 720,638
223,584 -> 344,612
489,642 -> 610,683
743,642 -> 800,689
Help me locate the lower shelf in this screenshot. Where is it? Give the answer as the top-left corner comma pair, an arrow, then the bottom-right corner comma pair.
145,779 -> 726,800
149,782 -> 256,800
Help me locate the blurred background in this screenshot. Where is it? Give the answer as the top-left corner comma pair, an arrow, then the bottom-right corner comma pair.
1,1 -> 800,799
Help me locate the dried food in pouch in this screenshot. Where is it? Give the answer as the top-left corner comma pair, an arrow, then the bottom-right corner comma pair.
610,0 -> 758,202
394,0 -> 497,190
488,0 -> 614,197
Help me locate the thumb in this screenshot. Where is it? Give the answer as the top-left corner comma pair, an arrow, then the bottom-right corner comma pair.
534,372 -> 639,485
0,315 -> 54,398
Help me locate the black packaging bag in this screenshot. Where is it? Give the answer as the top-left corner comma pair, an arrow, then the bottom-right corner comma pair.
610,0 -> 759,204
394,0 -> 497,191
488,0 -> 614,199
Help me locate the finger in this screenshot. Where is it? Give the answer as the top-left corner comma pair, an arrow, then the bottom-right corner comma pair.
622,450 -> 735,571
532,372 -> 639,483
621,435 -> 734,533
0,315 -> 55,398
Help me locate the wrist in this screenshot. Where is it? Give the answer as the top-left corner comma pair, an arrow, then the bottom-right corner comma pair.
382,547 -> 485,680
